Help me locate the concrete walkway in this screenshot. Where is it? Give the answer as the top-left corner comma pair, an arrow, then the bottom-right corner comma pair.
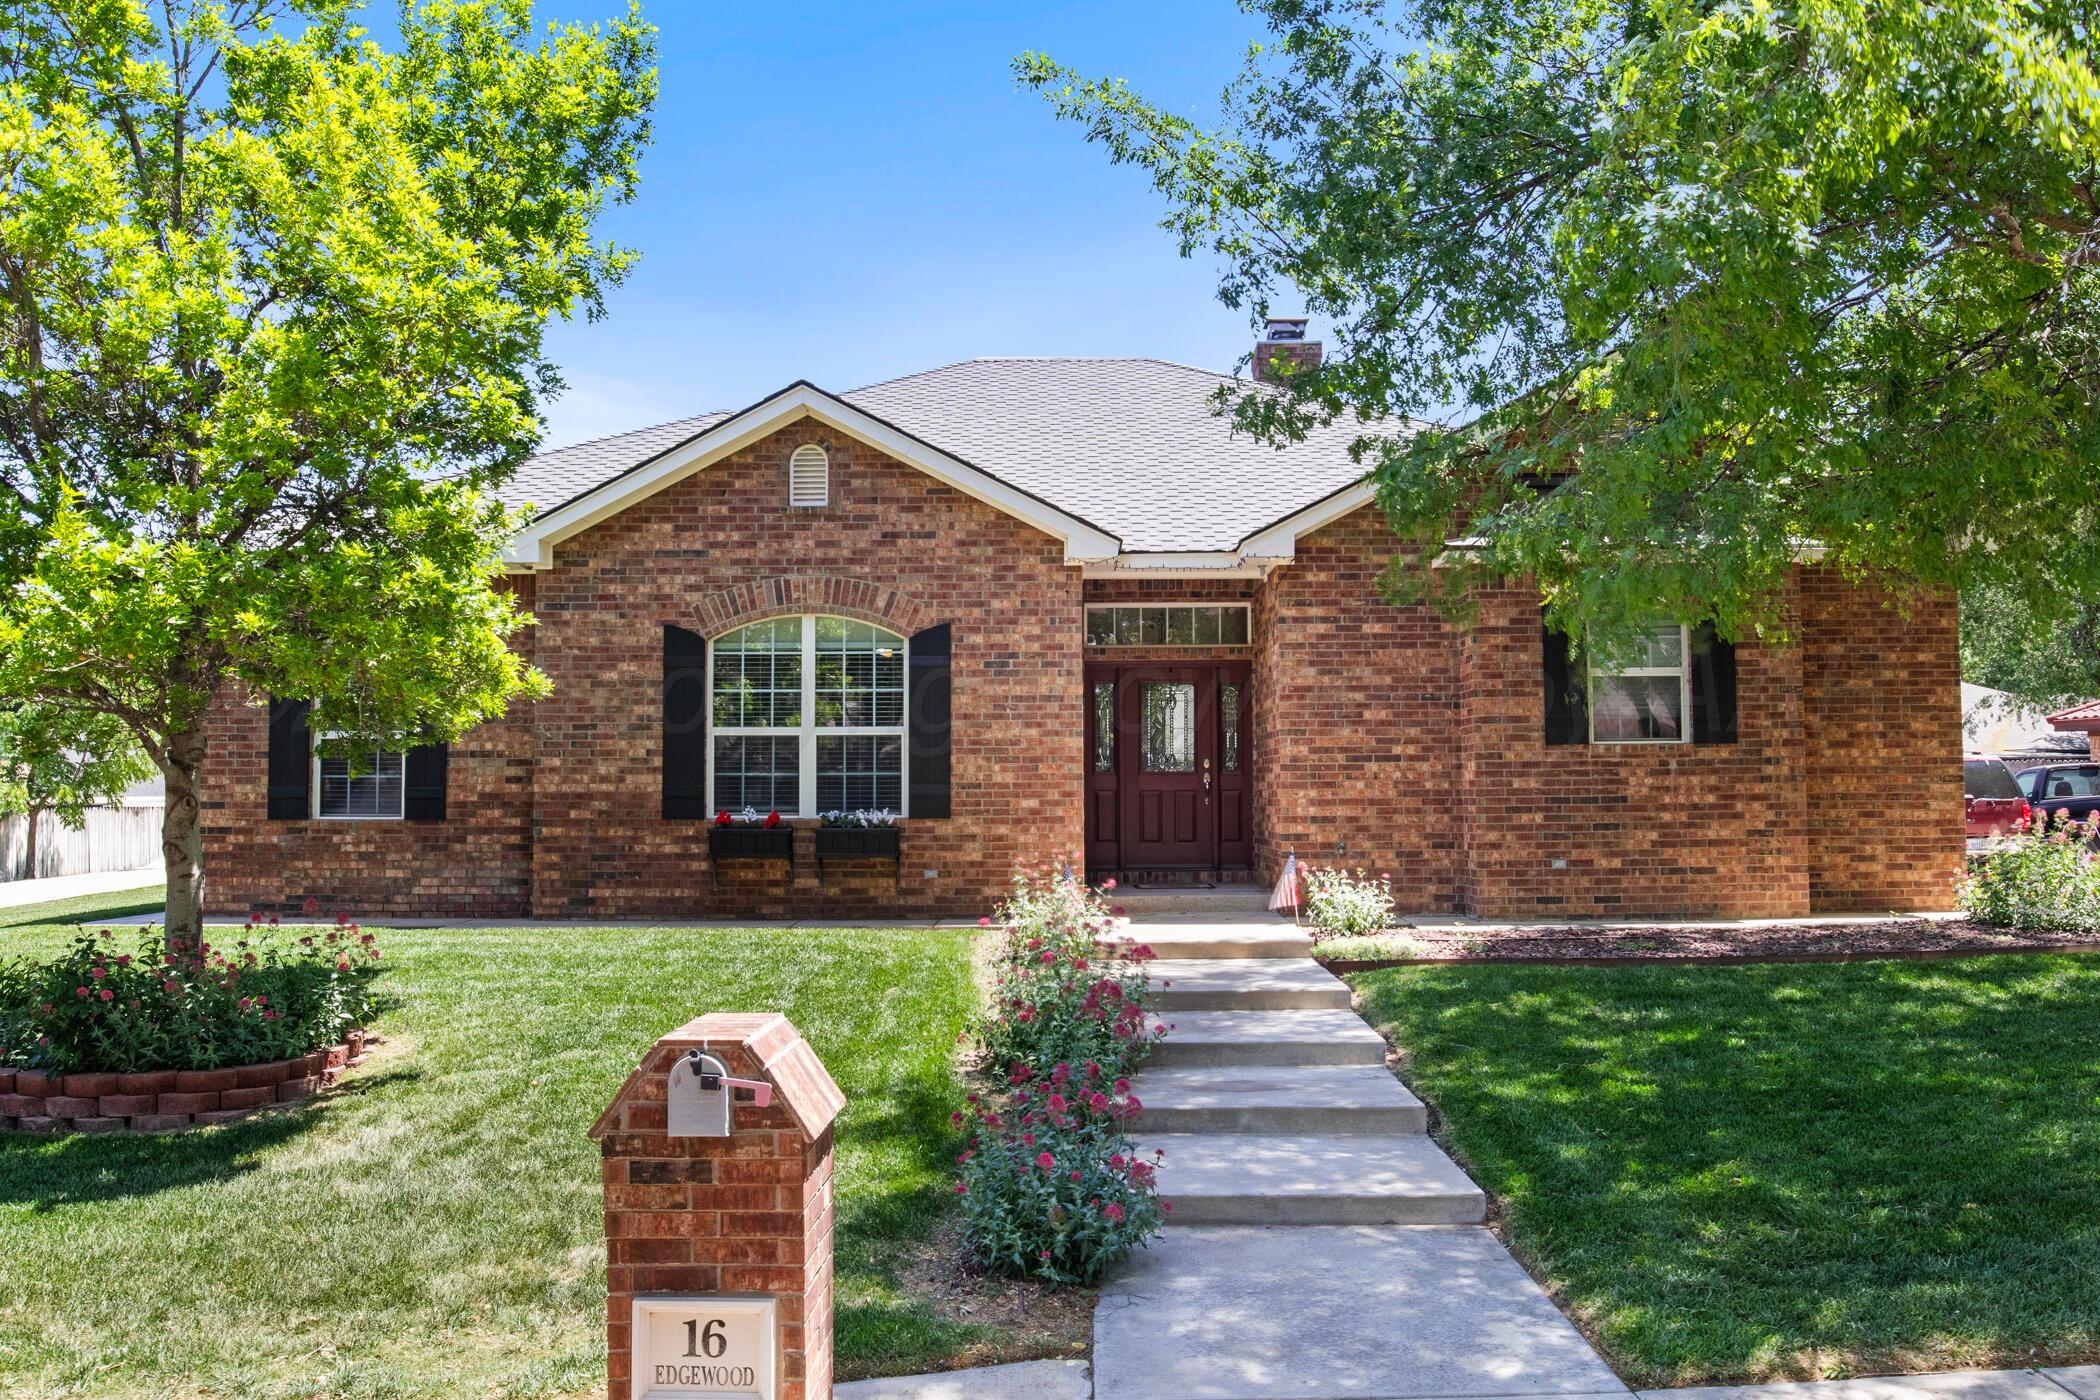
1092,897 -> 1626,1400
0,865 -> 160,910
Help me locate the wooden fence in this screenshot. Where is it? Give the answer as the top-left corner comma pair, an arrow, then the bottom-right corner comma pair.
0,805 -> 162,882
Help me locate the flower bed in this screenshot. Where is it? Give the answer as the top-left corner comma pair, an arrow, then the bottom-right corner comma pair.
0,1034 -> 369,1133
955,866 -> 1167,1284
0,914 -> 382,1132
1962,811 -> 2100,934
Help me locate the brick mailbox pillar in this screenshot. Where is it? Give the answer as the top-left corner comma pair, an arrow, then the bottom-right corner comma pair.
590,1012 -> 846,1400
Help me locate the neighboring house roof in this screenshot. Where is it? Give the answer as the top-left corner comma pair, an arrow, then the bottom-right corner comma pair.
498,358 -> 1394,566
1965,684 -> 2091,756
2046,698 -> 2100,733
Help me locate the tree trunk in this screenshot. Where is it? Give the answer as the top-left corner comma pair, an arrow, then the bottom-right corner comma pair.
23,805 -> 41,881
161,727 -> 207,950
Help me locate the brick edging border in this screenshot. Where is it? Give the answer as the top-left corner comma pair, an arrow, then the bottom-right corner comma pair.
1319,941 -> 2100,974
0,1031 -> 371,1134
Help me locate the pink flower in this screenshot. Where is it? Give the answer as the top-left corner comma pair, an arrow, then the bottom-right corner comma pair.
74,985 -> 90,998
162,980 -> 179,995
978,916 -> 992,927
1104,1203 -> 1125,1223
1035,1151 -> 1056,1171
1101,877 -> 1117,890
89,966 -> 106,979
337,960 -> 350,972
97,988 -> 114,1001
1047,1093 -> 1068,1114
953,1181 -> 968,1195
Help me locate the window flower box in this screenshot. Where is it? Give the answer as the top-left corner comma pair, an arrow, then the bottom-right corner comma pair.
708,826 -> 795,864
814,826 -> 901,861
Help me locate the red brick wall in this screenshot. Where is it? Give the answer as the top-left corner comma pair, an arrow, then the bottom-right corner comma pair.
1800,569 -> 1964,911
1251,508 -> 1467,911
201,577 -> 539,919
1453,581 -> 1810,920
527,423 -> 1082,919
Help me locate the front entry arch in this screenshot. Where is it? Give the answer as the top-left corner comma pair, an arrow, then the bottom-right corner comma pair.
1084,662 -> 1252,880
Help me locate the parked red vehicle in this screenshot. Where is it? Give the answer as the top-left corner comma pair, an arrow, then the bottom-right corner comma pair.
1964,757 -> 2031,844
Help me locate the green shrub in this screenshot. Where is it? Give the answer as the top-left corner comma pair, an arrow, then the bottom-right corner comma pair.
0,917 -> 382,1073
1302,864 -> 1396,940
1961,813 -> 2100,934
955,1061 -> 1167,1283
976,866 -> 1160,1078
958,864 -> 1168,1284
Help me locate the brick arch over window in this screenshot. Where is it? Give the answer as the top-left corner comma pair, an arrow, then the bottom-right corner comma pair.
689,575 -> 932,639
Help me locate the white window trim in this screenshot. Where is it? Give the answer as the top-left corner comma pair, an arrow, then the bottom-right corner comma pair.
1587,624 -> 1692,746
311,734 -> 407,821
1084,602 -> 1254,647
706,614 -> 910,818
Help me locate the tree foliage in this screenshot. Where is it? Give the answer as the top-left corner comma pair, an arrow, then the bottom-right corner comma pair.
1962,582 -> 2100,711
1019,0 -> 2100,650
0,0 -> 656,935
0,702 -> 153,824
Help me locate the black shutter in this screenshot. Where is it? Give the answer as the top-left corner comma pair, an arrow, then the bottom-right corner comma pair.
266,697 -> 312,819
1541,623 -> 1588,745
1691,625 -> 1739,744
908,623 -> 952,818
404,744 -> 450,821
663,624 -> 710,819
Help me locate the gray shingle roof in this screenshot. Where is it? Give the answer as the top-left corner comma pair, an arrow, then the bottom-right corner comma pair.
501,358 -> 1392,553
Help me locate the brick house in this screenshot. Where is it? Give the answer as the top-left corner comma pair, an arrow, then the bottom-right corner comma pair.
202,331 -> 1964,922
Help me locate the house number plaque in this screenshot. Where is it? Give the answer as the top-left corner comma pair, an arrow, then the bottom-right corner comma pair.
630,1295 -> 776,1400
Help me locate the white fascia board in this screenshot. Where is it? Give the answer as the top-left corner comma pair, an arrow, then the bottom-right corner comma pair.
1236,480 -> 1377,560
503,383 -> 1122,568
1082,553 -> 1269,578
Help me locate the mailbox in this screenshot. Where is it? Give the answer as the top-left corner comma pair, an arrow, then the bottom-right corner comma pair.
667,1050 -> 774,1138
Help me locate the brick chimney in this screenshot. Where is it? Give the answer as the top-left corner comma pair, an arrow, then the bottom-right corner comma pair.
1251,317 -> 1322,384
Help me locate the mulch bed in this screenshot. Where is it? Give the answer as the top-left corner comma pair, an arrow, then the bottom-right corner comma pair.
1319,918 -> 2100,970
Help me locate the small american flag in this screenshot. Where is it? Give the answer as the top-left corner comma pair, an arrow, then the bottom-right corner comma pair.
1268,851 -> 1301,913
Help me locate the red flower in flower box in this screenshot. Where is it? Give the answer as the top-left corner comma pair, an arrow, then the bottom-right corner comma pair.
715,811 -> 732,827
764,810 -> 782,828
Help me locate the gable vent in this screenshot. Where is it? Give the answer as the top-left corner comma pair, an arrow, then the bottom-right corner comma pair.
788,444 -> 829,507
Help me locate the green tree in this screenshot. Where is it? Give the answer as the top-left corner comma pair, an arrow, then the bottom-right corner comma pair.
1962,583 -> 2100,712
1019,0 -> 2100,651
0,702 -> 154,879
0,1 -> 656,940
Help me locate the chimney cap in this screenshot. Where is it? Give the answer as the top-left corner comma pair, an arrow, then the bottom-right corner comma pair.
1263,317 -> 1310,342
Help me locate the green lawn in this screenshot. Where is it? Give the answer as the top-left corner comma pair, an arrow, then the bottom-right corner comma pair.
1,890 -> 1005,1398
1353,957 -> 2100,1387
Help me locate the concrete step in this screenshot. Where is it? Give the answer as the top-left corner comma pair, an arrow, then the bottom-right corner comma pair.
1145,1008 -> 1388,1068
1141,1132 -> 1487,1226
1129,1063 -> 1426,1135
1134,1062 -> 1427,1141
1111,920 -> 1313,962
1147,958 -> 1352,1011
1112,886 -> 1271,915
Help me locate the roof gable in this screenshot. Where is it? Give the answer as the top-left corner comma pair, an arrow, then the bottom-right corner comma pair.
501,380 -> 1123,569
500,357 -> 1407,569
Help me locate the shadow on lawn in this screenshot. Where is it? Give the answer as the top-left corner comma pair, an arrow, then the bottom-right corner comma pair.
0,897 -> 167,930
0,1061 -> 423,1211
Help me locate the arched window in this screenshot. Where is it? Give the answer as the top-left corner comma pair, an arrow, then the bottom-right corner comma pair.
788,444 -> 829,507
710,616 -> 906,815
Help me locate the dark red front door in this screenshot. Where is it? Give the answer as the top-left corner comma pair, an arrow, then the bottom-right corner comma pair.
1085,663 -> 1252,876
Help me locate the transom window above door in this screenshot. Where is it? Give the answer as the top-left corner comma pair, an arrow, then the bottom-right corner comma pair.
709,615 -> 906,815
1086,605 -> 1250,647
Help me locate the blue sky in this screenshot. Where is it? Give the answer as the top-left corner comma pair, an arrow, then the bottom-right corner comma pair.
537,0 -> 1278,447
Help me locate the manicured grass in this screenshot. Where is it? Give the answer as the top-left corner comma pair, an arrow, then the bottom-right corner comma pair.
0,882 -> 165,931
1352,957 -> 2100,1387
2,906 -> 1001,1398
